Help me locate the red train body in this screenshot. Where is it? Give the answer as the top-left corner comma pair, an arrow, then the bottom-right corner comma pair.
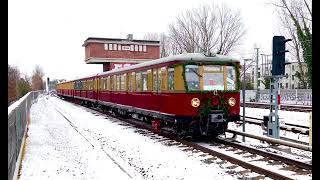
57,53 -> 240,137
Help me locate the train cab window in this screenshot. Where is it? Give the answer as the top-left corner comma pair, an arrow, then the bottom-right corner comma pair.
185,65 -> 200,90
226,66 -> 236,90
142,71 -> 148,91
203,65 -> 224,90
136,72 -> 142,91
168,68 -> 174,90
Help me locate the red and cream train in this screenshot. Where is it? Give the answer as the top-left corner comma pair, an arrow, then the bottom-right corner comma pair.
56,53 -> 240,138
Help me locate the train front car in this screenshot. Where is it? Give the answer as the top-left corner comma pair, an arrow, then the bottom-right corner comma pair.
167,53 -> 240,138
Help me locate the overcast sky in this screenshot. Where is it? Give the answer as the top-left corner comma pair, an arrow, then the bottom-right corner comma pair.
9,0 -> 279,81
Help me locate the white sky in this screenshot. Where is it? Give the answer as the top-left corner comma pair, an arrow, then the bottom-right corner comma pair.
9,0 -> 279,81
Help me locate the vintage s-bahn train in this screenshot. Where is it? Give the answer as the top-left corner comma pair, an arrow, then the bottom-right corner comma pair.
56,53 -> 240,138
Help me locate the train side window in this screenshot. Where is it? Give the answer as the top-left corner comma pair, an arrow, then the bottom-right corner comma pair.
117,75 -> 121,90
106,76 -> 110,90
158,68 -> 162,92
113,75 -> 117,90
120,74 -> 126,91
161,67 -> 167,91
136,72 -> 142,91
142,71 -> 148,91
153,69 -> 158,92
104,78 -> 107,90
130,72 -> 136,91
147,69 -> 152,90
168,68 -> 174,90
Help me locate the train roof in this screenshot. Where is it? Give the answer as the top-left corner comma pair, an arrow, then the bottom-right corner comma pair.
97,53 -> 239,76
62,53 -> 239,83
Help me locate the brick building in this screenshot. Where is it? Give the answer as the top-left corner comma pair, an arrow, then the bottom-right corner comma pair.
82,34 -> 160,71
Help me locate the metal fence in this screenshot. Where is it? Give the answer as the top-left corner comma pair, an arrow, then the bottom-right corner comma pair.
240,89 -> 312,105
8,91 -> 44,180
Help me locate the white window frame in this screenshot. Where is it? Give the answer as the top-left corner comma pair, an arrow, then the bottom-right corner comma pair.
118,44 -> 121,51
135,45 -> 138,51
139,45 -> 142,52
104,44 -> 108,50
113,44 -> 117,50
109,44 -> 113,50
143,45 -> 147,52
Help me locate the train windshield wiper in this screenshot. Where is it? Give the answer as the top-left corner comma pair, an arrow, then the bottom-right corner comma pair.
190,69 -> 202,78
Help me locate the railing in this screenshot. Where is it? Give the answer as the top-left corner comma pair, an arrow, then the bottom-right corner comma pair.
240,89 -> 312,105
8,90 -> 44,180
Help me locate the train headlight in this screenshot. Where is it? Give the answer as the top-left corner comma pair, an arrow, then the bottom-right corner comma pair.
191,98 -> 200,107
228,97 -> 236,107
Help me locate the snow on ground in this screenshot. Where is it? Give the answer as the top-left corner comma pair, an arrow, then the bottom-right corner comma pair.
19,95 -> 132,180
240,107 -> 311,127
20,94 -> 251,180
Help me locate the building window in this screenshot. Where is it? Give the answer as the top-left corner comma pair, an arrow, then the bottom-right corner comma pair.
118,44 -> 122,51
143,45 -> 147,52
113,44 -> 117,50
286,83 -> 288,89
109,44 -> 113,50
292,75 -> 294,80
135,45 -> 138,51
104,44 -> 108,50
139,45 -> 142,52
130,45 -> 134,51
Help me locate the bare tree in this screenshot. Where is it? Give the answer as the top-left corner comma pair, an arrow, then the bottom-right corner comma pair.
168,3 -> 246,55
31,65 -> 45,90
272,0 -> 312,88
144,32 -> 175,57
8,65 -> 20,104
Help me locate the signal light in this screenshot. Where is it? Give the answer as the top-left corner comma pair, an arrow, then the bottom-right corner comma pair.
272,36 -> 292,76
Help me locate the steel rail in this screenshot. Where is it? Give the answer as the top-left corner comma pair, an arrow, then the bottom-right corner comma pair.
216,138 -> 312,170
226,129 -> 312,151
75,104 -> 296,180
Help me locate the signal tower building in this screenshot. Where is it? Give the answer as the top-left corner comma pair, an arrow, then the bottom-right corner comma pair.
82,34 -> 160,71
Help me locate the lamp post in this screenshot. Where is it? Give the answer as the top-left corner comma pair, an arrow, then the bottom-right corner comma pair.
242,58 -> 251,142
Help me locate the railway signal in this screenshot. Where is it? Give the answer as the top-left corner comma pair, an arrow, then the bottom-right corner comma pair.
271,36 -> 292,76
266,36 -> 291,139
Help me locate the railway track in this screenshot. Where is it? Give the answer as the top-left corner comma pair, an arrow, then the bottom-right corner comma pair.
242,102 -> 312,112
237,116 -> 309,136
60,98 -> 312,180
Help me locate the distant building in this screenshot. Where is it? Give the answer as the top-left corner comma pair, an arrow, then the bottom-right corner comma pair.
82,34 -> 160,71
250,61 -> 308,89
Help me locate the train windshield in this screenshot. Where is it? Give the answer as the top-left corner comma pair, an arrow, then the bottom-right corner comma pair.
185,65 -> 236,91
